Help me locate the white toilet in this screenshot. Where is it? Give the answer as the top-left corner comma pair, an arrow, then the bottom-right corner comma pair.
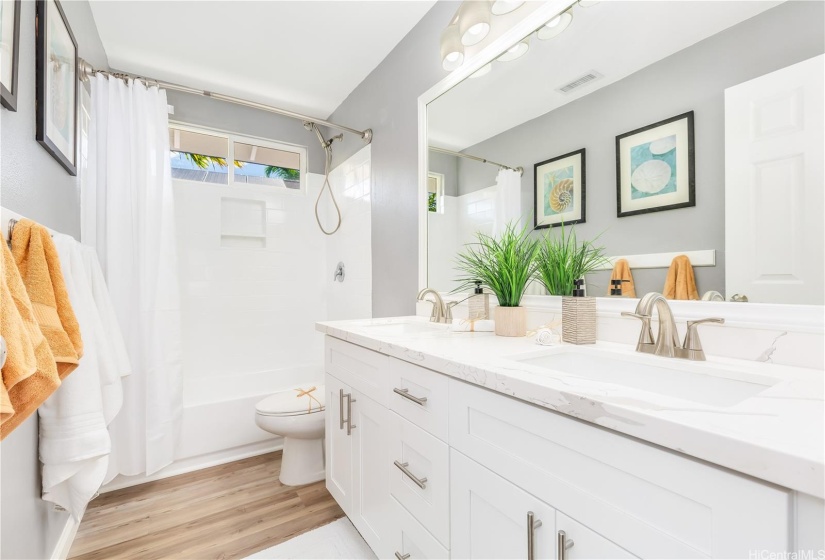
255,385 -> 325,486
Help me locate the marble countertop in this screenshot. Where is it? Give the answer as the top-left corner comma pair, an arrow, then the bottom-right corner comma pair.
317,316 -> 825,498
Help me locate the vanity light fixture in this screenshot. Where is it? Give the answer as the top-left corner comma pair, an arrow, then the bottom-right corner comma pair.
491,0 -> 525,15
458,0 -> 493,46
469,63 -> 492,79
537,10 -> 573,40
440,24 -> 465,71
498,36 -> 530,62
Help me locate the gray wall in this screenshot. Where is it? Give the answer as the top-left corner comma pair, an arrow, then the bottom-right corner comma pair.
0,1 -> 109,558
453,1 -> 825,296
164,90 -> 326,174
428,150 -> 459,197
327,2 -> 460,317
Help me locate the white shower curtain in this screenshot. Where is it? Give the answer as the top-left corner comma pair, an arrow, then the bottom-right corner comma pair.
82,74 -> 182,478
493,168 -> 523,236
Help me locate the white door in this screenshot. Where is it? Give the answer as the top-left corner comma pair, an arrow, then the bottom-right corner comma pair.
325,374 -> 352,514
451,450 -> 556,560
351,390 -> 393,558
725,54 -> 824,304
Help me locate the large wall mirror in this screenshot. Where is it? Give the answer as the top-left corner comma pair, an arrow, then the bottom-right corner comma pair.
423,0 -> 824,305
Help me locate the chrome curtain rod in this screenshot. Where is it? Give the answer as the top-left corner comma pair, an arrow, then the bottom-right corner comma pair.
429,146 -> 523,176
78,59 -> 372,143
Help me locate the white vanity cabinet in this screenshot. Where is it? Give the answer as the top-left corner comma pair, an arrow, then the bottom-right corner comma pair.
325,339 -> 395,558
324,336 -> 808,560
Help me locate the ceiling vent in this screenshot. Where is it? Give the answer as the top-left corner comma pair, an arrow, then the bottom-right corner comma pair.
557,71 -> 603,94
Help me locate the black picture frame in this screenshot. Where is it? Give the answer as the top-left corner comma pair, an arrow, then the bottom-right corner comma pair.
534,148 -> 586,230
615,111 -> 695,218
35,0 -> 78,175
0,0 -> 21,111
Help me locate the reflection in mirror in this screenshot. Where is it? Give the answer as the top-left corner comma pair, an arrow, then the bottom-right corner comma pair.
426,1 -> 824,304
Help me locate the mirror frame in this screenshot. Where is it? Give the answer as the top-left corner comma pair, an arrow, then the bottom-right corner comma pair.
416,0 -> 825,328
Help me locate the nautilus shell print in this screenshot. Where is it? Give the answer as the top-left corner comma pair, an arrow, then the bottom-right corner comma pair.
548,178 -> 574,213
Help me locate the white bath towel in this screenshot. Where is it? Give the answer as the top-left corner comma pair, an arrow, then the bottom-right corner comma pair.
79,245 -> 131,424
39,235 -> 112,519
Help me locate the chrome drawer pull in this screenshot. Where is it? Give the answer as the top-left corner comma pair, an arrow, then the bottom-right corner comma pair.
527,511 -> 542,560
338,389 -> 345,430
393,460 -> 428,489
393,387 -> 428,406
346,392 -> 356,435
394,553 -> 410,560
557,530 -> 574,560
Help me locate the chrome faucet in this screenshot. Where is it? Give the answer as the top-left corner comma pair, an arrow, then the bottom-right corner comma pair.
622,292 -> 724,361
417,288 -> 453,324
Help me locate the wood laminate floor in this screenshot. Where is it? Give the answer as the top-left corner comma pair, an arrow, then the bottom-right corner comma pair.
68,451 -> 345,560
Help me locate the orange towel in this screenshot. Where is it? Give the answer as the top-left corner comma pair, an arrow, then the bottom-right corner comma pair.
1,241 -> 61,439
663,255 -> 699,300
11,219 -> 82,378
607,258 -> 636,298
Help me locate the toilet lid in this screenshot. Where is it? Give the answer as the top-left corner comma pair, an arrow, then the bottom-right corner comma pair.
256,385 -> 326,417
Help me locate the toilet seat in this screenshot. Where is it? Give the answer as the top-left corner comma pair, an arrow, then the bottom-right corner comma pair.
255,384 -> 325,417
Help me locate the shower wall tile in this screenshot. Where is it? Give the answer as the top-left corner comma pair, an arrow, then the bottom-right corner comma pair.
326,145 -> 373,322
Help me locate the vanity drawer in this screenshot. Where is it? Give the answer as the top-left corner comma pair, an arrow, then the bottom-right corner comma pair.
389,412 -> 450,548
391,497 -> 450,560
557,512 -> 637,560
325,336 -> 389,407
388,358 -> 449,441
448,379 -> 791,559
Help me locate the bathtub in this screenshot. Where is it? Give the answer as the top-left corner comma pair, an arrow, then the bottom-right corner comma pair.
176,363 -> 324,465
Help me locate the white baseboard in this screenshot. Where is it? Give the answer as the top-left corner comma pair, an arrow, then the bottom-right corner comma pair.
51,516 -> 80,560
100,437 -> 284,493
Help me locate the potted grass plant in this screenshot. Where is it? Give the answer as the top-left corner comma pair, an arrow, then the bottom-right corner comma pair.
455,223 -> 540,337
535,222 -> 609,296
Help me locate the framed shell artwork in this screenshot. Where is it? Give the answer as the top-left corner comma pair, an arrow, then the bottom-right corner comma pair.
616,111 -> 695,217
534,148 -> 586,229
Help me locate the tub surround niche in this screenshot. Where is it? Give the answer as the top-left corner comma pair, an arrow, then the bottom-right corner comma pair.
318,317 -> 824,558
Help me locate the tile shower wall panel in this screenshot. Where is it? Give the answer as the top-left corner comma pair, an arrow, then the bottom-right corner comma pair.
326,145 -> 373,321
175,176 -> 328,389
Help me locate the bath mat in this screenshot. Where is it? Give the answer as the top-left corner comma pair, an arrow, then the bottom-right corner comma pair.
245,517 -> 376,559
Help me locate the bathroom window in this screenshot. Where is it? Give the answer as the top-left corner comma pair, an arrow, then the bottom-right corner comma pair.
169,124 -> 307,191
428,172 -> 444,213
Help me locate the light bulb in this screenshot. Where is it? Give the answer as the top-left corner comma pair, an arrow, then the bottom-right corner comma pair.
446,52 -> 461,63
537,12 -> 572,40
468,22 -> 489,37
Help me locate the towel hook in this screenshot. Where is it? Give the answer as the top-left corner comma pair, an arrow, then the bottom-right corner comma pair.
6,219 -> 17,246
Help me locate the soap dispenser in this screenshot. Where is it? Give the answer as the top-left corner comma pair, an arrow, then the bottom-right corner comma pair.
468,281 -> 490,320
610,279 -> 630,296
562,278 -> 596,344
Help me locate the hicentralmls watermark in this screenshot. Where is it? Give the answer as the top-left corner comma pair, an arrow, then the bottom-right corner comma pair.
749,551 -> 825,560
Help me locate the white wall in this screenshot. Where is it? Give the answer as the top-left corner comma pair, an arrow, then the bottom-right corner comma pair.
326,146 -> 373,321
428,185 -> 496,293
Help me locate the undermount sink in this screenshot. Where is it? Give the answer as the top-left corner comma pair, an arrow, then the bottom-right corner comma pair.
511,349 -> 779,407
361,321 -> 449,336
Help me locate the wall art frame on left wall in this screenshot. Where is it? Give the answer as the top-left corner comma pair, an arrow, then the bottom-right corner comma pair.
0,0 -> 21,111
35,0 -> 78,175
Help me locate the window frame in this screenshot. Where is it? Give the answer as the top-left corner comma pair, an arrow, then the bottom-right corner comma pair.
168,121 -> 309,194
427,171 -> 445,214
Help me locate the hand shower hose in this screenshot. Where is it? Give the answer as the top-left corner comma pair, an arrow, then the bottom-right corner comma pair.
306,122 -> 342,235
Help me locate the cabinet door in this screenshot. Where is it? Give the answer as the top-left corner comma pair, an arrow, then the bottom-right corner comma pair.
352,389 -> 393,558
325,374 -> 353,514
451,450 -> 555,560
556,513 -> 637,560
